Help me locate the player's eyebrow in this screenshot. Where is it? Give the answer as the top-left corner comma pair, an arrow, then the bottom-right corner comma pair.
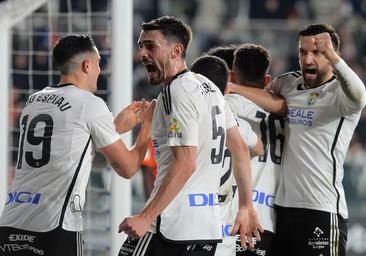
137,40 -> 156,46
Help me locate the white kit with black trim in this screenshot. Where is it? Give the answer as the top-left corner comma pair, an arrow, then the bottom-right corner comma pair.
148,70 -> 237,242
0,84 -> 120,232
270,59 -> 366,219
225,93 -> 284,233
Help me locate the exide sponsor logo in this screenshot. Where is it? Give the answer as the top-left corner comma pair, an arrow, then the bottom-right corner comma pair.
188,193 -> 218,207
8,234 -> 35,243
6,191 -> 41,205
252,190 -> 274,208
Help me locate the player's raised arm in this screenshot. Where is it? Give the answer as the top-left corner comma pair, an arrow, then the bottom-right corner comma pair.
313,32 -> 366,106
100,100 -> 155,178
114,100 -> 148,134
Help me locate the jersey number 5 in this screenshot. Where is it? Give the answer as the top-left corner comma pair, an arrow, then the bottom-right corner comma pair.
211,105 -> 225,164
17,114 -> 54,169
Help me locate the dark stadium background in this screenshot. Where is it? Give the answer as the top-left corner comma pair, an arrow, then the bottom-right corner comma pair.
3,0 -> 366,255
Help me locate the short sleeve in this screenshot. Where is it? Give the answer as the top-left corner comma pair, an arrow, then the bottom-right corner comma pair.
165,82 -> 199,147
85,96 -> 120,149
237,118 -> 258,149
267,78 -> 281,95
224,101 -> 237,130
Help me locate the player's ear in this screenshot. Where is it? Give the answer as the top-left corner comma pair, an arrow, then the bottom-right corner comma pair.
171,43 -> 184,58
81,58 -> 90,73
263,75 -> 271,86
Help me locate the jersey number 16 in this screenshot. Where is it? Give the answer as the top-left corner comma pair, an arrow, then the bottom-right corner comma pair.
256,111 -> 284,165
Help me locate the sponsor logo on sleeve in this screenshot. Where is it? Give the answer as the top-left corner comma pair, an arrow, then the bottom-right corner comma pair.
168,117 -> 182,138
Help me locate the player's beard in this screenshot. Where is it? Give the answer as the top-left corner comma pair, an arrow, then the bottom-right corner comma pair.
147,68 -> 163,85
302,68 -> 325,88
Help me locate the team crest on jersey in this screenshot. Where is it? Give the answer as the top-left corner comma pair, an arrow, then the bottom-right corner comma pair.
307,92 -> 320,105
168,117 -> 182,138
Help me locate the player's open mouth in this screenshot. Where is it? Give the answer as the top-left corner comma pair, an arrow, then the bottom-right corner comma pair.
305,68 -> 317,75
304,68 -> 317,80
145,63 -> 157,74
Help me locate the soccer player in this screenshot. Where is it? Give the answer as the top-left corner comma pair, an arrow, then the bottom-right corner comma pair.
227,43 -> 284,256
206,45 -> 237,71
190,54 -> 264,256
118,16 -> 262,256
190,55 -> 230,95
0,35 -> 155,256
227,24 -> 366,256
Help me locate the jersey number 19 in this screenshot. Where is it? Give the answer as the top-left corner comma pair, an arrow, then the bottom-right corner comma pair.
17,114 -> 54,169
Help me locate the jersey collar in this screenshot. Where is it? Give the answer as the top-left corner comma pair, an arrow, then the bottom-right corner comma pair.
297,76 -> 337,90
50,83 -> 77,88
163,69 -> 189,88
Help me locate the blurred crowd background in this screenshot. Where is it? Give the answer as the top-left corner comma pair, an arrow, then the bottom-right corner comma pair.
133,0 -> 366,209
4,0 -> 366,254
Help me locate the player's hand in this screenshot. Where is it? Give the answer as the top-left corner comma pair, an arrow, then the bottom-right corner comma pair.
114,100 -> 149,134
118,214 -> 152,238
312,32 -> 340,65
141,99 -> 156,127
230,205 -> 263,250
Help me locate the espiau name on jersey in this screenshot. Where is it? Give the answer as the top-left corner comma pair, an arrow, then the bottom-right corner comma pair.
25,93 -> 72,112
200,82 -> 216,95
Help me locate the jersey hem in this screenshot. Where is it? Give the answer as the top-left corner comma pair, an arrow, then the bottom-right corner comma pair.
273,203 -> 348,219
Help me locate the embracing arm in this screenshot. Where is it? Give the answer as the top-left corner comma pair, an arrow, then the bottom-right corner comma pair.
226,82 -> 287,115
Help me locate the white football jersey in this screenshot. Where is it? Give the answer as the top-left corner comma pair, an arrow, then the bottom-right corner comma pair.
148,71 -> 236,242
225,93 -> 284,233
215,101 -> 258,256
271,59 -> 366,219
217,116 -> 258,232
0,84 -> 120,232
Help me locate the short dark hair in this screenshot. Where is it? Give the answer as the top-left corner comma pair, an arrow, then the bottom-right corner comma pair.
190,55 -> 229,95
141,16 -> 192,58
298,23 -> 340,51
206,45 -> 237,70
233,43 -> 271,86
53,34 -> 96,74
